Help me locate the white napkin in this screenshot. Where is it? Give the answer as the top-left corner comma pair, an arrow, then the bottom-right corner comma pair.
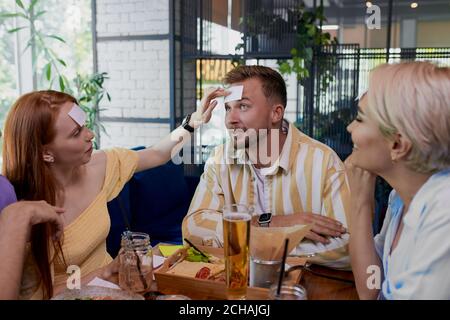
153,255 -> 166,269
87,277 -> 121,290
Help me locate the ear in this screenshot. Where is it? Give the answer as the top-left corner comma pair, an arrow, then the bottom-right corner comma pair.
390,133 -> 412,162
43,149 -> 55,163
271,104 -> 285,125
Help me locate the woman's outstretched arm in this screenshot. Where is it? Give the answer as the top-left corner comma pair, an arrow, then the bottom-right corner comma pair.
135,88 -> 227,172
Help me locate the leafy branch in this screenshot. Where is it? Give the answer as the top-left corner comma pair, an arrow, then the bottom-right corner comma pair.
277,4 -> 338,88
1,0 -> 110,147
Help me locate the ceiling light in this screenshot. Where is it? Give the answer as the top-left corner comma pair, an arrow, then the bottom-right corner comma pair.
411,2 -> 418,9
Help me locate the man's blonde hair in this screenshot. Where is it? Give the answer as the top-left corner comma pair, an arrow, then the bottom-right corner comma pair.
367,61 -> 450,173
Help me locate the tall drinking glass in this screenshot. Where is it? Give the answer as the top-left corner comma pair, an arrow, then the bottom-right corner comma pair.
222,204 -> 251,300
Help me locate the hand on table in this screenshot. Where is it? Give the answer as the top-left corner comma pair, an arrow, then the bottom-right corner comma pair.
100,256 -> 120,282
266,212 -> 347,244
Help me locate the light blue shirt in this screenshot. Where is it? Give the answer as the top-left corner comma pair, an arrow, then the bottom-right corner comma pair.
374,169 -> 450,299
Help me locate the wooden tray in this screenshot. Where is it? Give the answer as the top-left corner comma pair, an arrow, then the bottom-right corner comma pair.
154,245 -> 305,300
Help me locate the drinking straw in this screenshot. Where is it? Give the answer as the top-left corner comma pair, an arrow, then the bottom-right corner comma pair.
277,239 -> 289,297
118,197 -> 148,290
125,231 -> 148,291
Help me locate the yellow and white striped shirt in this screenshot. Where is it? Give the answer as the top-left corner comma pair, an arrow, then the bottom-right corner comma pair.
182,122 -> 351,269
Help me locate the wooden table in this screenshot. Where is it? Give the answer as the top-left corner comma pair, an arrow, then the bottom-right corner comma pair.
149,256 -> 359,300
147,263 -> 358,300
299,264 -> 359,300
109,245 -> 359,300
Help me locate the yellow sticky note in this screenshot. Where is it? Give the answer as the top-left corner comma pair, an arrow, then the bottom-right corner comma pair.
159,245 -> 184,257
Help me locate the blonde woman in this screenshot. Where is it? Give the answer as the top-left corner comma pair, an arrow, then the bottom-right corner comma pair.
346,62 -> 450,299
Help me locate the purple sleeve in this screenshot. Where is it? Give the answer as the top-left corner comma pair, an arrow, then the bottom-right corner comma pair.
0,175 -> 17,212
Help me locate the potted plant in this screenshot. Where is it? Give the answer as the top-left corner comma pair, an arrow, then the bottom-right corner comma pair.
1,0 -> 110,147
277,4 -> 338,87
237,8 -> 297,54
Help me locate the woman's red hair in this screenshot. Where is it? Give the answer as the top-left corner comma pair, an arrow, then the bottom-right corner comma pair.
2,90 -> 77,299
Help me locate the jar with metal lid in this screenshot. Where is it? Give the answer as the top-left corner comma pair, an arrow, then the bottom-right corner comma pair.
119,231 -> 153,294
268,283 -> 307,300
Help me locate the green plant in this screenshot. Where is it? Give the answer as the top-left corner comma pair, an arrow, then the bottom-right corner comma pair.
277,4 -> 338,88
1,0 -> 109,146
232,9 -> 294,66
74,73 -> 110,140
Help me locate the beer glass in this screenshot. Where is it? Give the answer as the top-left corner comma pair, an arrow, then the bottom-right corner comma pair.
222,204 -> 251,300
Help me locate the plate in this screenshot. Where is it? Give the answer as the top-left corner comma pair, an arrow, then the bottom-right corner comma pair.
51,285 -> 145,300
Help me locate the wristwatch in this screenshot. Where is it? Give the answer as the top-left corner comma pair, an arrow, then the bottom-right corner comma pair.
258,213 -> 272,227
181,113 -> 195,133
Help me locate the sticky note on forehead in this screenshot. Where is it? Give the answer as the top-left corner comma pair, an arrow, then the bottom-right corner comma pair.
68,104 -> 86,127
224,85 -> 244,103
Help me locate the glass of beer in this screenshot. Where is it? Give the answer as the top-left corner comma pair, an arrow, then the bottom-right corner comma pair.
222,204 -> 251,300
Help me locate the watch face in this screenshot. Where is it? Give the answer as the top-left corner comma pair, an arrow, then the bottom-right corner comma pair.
259,213 -> 272,223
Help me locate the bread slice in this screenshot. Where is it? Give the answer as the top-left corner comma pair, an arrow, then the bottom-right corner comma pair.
166,261 -> 224,278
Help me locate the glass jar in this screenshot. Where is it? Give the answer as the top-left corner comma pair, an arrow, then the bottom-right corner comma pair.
268,284 -> 307,300
156,295 -> 192,300
119,232 -> 153,294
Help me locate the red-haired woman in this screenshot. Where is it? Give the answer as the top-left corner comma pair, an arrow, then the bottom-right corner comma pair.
2,88 -> 225,299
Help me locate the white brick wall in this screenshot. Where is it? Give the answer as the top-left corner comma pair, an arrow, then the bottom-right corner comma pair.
97,40 -> 170,119
95,0 -> 172,149
96,0 -> 169,36
100,122 -> 170,149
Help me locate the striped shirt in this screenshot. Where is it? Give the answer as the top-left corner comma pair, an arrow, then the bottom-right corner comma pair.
375,169 -> 450,299
182,121 -> 351,269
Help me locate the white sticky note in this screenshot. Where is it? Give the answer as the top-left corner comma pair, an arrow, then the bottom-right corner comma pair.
87,277 -> 121,290
153,255 -> 166,269
68,104 -> 86,127
224,85 -> 244,103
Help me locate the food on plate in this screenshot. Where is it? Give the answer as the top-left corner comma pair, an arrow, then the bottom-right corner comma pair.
185,247 -> 223,264
73,296 -> 115,300
51,286 -> 145,300
195,267 -> 211,279
166,261 -> 225,282
185,247 -> 210,262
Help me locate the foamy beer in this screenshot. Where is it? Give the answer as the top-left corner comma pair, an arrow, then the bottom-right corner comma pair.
222,204 -> 251,300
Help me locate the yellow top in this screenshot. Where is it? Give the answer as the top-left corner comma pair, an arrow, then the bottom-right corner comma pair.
20,148 -> 139,299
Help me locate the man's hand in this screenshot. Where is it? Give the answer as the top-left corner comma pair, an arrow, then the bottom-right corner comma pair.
100,256 -> 120,282
270,212 -> 347,244
2,200 -> 65,241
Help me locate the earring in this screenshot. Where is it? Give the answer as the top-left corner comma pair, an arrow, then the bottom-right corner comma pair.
43,155 -> 55,163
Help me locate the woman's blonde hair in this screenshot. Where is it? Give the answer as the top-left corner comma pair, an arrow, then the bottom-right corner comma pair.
367,61 -> 450,173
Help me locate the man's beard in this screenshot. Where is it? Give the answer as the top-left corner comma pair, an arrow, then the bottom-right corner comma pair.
228,128 -> 269,150
227,128 -> 281,167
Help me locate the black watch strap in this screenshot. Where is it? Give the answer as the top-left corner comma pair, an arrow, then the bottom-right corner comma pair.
182,113 -> 195,132
258,212 -> 272,227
